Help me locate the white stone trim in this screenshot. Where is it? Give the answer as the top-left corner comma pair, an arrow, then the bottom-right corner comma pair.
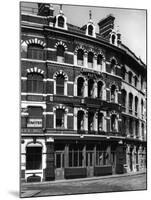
43,112 -> 54,115
21,101 -> 46,109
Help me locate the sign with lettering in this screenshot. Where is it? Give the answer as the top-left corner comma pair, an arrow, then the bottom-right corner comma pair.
27,119 -> 42,127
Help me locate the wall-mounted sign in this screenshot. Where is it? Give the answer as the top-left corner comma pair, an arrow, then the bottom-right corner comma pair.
27,119 -> 42,127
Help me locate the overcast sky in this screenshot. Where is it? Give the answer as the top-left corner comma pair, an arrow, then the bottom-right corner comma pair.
22,2 -> 146,64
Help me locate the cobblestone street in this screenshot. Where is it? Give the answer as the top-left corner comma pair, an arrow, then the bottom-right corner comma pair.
21,172 -> 147,197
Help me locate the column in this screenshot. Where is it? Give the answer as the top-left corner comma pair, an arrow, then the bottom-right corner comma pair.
103,111 -> 107,132
64,144 -> 69,168
94,111 -> 98,132
93,55 -> 97,71
73,107 -> 78,131
84,52 -> 87,68
133,146 -> 137,172
44,139 -> 55,181
64,81 -> 67,96
83,145 -> 86,167
102,59 -> 106,72
74,53 -> 77,66
126,145 -> 130,172
74,82 -> 77,96
64,111 -> 67,129
84,79 -> 88,97
84,111 -> 88,132
138,145 -> 142,171
93,81 -> 97,98
21,141 -> 26,182
102,85 -> 106,101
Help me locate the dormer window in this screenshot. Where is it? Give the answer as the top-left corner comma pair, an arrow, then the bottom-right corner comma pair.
111,35 -> 116,45
88,25 -> 93,36
58,16 -> 64,27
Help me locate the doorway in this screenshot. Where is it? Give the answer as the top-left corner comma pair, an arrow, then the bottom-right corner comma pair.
55,151 -> 64,180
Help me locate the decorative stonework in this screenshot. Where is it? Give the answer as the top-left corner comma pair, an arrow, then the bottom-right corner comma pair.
53,70 -> 68,80
26,67 -> 44,75
22,38 -> 46,47
54,40 -> 68,51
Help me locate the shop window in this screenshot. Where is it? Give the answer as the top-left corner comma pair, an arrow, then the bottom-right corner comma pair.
56,74 -> 65,95
57,45 -> 65,62
27,73 -> 43,93
98,113 -> 103,131
56,109 -> 65,128
129,93 -> 133,114
77,110 -> 84,131
77,77 -> 84,97
27,44 -> 44,60
27,106 -> 43,128
77,49 -> 84,66
69,145 -> 83,167
97,81 -> 103,99
88,52 -> 94,68
58,16 -> 64,27
26,147 -> 42,170
111,85 -> 116,103
128,71 -> 133,84
88,79 -> 94,97
111,114 -> 117,132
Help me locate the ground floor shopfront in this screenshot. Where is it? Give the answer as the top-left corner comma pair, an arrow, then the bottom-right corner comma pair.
21,135 -> 147,183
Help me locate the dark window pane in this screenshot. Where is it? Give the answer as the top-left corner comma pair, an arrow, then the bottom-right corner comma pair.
26,147 -> 42,170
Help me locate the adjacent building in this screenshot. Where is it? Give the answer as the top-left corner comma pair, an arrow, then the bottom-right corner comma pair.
21,3 -> 147,182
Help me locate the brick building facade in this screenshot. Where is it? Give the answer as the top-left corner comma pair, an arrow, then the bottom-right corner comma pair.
20,3 -> 147,182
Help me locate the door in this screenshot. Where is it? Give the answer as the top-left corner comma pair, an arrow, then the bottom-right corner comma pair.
111,151 -> 116,174
86,151 -> 94,177
55,151 -> 64,180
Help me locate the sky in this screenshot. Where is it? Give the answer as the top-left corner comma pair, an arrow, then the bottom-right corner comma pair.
21,2 -> 146,64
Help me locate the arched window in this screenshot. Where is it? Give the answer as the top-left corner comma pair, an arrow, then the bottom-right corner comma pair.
121,89 -> 127,108
134,76 -> 138,88
77,49 -> 84,66
98,113 -> 103,132
141,76 -> 143,90
56,74 -> 65,95
121,67 -> 126,80
88,52 -> 94,68
135,120 -> 139,138
27,73 -> 43,93
97,81 -> 103,99
135,96 -> 138,115
88,111 -> 94,131
56,109 -> 65,128
77,111 -> 84,131
88,25 -> 93,36
141,123 -> 144,139
58,16 -> 64,27
97,54 -> 103,71
129,93 -> 133,114
26,145 -> 42,170
88,79 -> 94,97
57,45 -> 65,62
129,118 -> 133,136
27,44 -> 44,60
110,59 -> 116,74
128,71 -> 133,84
111,85 -> 116,103
111,114 -> 117,132
111,35 -> 116,44
77,77 -> 84,97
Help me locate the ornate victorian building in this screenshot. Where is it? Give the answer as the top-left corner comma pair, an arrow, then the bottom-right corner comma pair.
21,3 -> 147,182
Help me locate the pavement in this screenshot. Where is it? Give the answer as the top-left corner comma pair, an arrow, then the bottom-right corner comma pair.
21,171 -> 147,198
